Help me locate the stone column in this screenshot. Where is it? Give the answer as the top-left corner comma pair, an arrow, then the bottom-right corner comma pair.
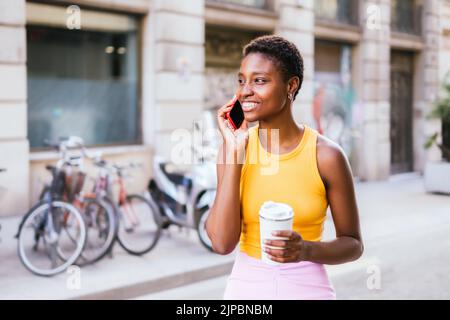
0,0 -> 29,216
354,0 -> 391,181
274,0 -> 315,127
414,0 -> 441,171
439,0 -> 450,81
142,0 -> 205,161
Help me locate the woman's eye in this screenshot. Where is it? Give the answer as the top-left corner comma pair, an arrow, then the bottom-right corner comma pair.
238,79 -> 244,85
255,78 -> 266,84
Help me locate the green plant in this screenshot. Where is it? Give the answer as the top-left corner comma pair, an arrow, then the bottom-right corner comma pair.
425,82 -> 450,162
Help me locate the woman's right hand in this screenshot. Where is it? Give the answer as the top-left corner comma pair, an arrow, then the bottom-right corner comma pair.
217,96 -> 249,163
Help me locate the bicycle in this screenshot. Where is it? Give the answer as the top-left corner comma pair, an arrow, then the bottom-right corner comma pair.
41,137 -> 117,266
16,160 -> 86,276
92,158 -> 161,256
16,137 -> 116,275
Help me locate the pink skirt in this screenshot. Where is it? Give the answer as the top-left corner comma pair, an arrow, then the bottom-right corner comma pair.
223,251 -> 336,300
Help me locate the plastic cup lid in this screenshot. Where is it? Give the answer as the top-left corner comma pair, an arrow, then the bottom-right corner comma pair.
259,201 -> 293,221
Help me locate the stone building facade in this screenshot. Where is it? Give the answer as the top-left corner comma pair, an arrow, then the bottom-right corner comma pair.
0,0 -> 448,216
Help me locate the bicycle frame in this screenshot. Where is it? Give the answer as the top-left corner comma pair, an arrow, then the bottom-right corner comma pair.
92,161 -> 141,228
28,139 -> 90,249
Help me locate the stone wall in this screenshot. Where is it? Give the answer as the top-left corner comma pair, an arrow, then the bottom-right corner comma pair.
147,0 -> 205,160
355,0 -> 391,181
0,0 -> 29,216
275,0 -> 315,127
413,0 -> 441,171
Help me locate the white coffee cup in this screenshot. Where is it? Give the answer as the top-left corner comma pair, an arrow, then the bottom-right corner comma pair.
259,201 -> 294,265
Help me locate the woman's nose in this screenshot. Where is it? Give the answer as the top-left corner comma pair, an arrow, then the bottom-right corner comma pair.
239,81 -> 254,97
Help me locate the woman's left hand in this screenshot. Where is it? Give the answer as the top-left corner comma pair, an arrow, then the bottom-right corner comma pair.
263,230 -> 309,263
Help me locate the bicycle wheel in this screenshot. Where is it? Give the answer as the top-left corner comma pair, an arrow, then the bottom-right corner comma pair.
17,201 -> 86,276
197,207 -> 214,252
75,197 -> 117,266
117,194 -> 161,255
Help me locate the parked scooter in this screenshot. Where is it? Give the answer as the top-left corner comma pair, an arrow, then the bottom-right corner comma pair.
147,112 -> 218,251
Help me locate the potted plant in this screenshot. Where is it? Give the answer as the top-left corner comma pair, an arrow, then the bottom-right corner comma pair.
424,81 -> 450,194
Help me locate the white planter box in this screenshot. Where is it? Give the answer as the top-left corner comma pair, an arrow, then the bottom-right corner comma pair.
424,161 -> 450,195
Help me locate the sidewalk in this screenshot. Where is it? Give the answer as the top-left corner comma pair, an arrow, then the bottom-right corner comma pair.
135,173 -> 450,300
1,173 -> 450,300
0,216 -> 235,300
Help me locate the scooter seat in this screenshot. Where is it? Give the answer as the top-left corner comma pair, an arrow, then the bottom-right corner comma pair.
159,163 -> 193,190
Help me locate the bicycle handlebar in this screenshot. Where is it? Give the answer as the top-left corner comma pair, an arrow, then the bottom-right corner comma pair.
43,136 -> 99,172
43,139 -> 60,151
44,136 -> 142,176
43,136 -> 99,161
93,159 -> 142,175
114,162 -> 143,170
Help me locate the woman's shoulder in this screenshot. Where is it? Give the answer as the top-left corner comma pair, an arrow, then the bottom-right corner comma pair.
315,132 -> 351,188
316,133 -> 344,160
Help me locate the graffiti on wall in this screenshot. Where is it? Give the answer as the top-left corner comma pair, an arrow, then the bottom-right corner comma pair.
313,45 -> 361,161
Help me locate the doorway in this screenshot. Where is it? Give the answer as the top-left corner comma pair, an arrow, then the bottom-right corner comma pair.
390,50 -> 414,174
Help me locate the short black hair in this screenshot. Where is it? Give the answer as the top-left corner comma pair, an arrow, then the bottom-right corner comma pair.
243,35 -> 304,100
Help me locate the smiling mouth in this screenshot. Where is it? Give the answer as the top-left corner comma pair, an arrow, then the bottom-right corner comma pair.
241,102 -> 259,112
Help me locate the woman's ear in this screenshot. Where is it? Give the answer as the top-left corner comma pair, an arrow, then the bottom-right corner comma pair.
287,76 -> 300,98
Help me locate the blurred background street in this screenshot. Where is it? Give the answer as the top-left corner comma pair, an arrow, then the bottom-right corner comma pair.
138,174 -> 450,300
1,0 -> 450,300
1,174 -> 449,299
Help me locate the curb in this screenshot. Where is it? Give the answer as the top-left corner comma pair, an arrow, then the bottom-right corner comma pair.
72,261 -> 234,300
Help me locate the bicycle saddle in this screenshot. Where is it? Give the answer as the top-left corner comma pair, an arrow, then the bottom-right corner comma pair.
159,163 -> 192,190
45,165 -> 57,173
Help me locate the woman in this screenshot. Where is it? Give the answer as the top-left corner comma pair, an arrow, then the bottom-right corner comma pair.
205,35 -> 363,300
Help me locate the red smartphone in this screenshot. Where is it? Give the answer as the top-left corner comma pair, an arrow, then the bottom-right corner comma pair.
226,99 -> 245,130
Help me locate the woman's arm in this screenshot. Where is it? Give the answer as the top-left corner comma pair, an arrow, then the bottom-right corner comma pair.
206,143 -> 243,255
264,136 -> 363,265
205,97 -> 249,255
304,136 -> 363,265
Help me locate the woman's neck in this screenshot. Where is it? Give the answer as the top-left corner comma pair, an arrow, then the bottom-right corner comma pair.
258,104 -> 303,151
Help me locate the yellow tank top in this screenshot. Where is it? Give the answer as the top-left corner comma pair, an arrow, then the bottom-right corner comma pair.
239,124 -> 328,260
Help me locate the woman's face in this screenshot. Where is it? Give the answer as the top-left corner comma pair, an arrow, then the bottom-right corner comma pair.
237,52 -> 290,123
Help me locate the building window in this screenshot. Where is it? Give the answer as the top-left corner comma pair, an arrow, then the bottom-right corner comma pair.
314,0 -> 359,25
26,3 -> 140,149
207,0 -> 269,10
391,0 -> 422,35
204,26 -> 265,110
